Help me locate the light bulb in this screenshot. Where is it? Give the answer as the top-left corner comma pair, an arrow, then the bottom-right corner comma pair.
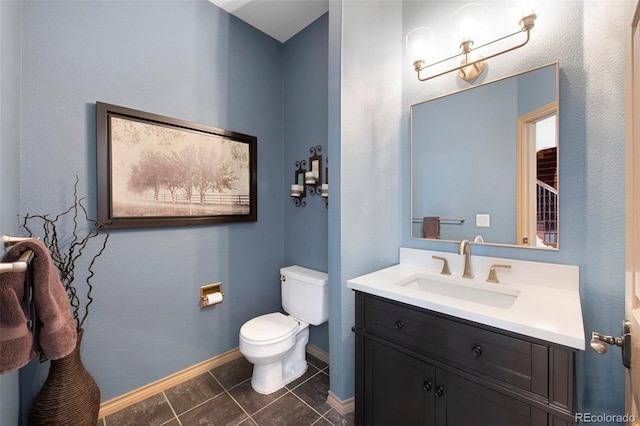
519,0 -> 536,17
452,3 -> 484,46
406,27 -> 433,69
459,16 -> 477,44
509,0 -> 538,30
410,39 -> 425,63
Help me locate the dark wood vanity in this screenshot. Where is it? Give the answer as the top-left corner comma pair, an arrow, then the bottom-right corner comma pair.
353,291 -> 577,426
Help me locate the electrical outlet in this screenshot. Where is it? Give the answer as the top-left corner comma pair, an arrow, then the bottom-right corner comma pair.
476,214 -> 490,227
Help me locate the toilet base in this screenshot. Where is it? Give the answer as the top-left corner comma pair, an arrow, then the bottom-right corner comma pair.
251,360 -> 308,395
249,328 -> 310,395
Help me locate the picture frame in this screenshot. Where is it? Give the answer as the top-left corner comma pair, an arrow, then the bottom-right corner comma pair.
96,102 -> 257,229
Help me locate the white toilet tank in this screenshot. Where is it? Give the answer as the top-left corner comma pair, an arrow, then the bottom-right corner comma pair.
280,265 -> 328,326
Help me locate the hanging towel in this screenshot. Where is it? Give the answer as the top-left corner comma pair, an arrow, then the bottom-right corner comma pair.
0,240 -> 76,374
423,216 -> 440,239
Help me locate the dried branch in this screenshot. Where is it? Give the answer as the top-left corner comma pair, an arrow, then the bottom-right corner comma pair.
21,176 -> 110,329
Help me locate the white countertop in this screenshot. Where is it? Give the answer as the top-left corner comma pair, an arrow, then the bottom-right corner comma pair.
347,248 -> 585,350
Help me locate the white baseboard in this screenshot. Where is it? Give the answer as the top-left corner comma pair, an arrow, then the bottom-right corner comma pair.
98,348 -> 242,418
326,390 -> 355,415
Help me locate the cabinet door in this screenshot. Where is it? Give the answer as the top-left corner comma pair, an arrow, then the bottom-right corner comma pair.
435,370 -> 546,426
364,339 -> 435,426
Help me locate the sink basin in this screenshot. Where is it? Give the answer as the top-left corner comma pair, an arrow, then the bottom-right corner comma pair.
395,274 -> 520,309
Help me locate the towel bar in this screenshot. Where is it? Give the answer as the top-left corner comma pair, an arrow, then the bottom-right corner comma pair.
0,249 -> 34,274
3,235 -> 38,247
411,217 -> 465,224
1,235 -> 38,274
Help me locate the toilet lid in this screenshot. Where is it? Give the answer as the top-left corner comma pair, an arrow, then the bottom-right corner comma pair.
240,313 -> 299,344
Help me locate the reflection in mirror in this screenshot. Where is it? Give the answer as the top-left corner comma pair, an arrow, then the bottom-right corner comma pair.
411,63 -> 559,249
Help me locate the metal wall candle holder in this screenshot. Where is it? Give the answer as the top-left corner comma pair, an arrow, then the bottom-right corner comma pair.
290,145 -> 328,207
321,158 -> 328,208
291,160 -> 307,207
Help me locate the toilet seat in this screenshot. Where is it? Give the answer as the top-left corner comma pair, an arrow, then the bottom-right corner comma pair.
240,313 -> 299,345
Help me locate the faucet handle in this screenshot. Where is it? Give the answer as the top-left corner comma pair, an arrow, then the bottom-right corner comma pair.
486,264 -> 511,283
432,256 -> 451,275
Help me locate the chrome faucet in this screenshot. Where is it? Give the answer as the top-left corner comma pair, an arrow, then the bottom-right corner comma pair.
458,239 -> 473,279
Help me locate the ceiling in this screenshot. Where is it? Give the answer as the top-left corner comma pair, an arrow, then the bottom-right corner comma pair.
208,0 -> 329,43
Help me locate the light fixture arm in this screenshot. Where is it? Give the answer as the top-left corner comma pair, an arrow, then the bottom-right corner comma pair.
415,21 -> 534,82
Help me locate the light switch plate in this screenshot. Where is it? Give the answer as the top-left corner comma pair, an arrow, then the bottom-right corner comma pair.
476,214 -> 490,227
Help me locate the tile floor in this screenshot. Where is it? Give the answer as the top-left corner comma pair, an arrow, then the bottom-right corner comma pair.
99,353 -> 354,426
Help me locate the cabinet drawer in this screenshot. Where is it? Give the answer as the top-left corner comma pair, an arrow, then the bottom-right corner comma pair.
363,295 -> 548,395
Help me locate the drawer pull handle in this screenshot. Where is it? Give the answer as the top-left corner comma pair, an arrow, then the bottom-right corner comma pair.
472,346 -> 482,358
435,386 -> 444,397
395,320 -> 404,330
423,381 -> 432,392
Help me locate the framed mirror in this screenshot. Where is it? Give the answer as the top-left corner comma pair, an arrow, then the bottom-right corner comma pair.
411,62 -> 559,249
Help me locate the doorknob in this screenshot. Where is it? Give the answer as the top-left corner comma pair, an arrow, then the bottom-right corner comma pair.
591,320 -> 631,369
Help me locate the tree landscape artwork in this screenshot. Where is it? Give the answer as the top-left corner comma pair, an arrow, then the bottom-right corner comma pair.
97,103 -> 257,228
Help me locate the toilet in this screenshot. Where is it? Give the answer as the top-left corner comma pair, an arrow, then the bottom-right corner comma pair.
239,265 -> 328,394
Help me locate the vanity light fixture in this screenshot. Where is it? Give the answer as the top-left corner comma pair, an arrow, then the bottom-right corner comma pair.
408,3 -> 537,82
290,145 -> 328,208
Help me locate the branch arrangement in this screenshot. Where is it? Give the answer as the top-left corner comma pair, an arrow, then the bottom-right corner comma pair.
21,176 -> 110,329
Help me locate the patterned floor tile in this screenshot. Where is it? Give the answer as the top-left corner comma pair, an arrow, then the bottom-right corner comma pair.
210,356 -> 254,389
99,351 -> 351,426
293,372 -> 331,415
178,392 -> 248,426
251,393 -> 321,426
104,393 -> 174,426
228,379 -> 287,415
164,372 -> 225,415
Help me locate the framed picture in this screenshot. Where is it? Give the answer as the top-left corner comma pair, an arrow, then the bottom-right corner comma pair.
96,102 -> 257,229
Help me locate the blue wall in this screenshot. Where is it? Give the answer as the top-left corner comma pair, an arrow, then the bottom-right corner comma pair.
402,0 -> 625,416
0,0 -> 21,237
283,14 -> 329,350
328,0 -> 403,400
0,1 -> 23,423
18,0 -> 285,404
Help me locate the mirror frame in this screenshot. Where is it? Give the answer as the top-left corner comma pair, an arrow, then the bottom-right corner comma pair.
410,62 -> 560,250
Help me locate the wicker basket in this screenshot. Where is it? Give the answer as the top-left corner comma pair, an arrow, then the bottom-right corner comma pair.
29,328 -> 100,426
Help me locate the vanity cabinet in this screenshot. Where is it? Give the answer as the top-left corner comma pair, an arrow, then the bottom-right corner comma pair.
353,291 -> 577,426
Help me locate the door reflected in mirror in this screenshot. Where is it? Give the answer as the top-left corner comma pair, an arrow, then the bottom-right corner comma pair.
411,63 -> 559,249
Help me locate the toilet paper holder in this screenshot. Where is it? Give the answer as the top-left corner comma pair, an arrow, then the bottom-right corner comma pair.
200,282 -> 224,308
